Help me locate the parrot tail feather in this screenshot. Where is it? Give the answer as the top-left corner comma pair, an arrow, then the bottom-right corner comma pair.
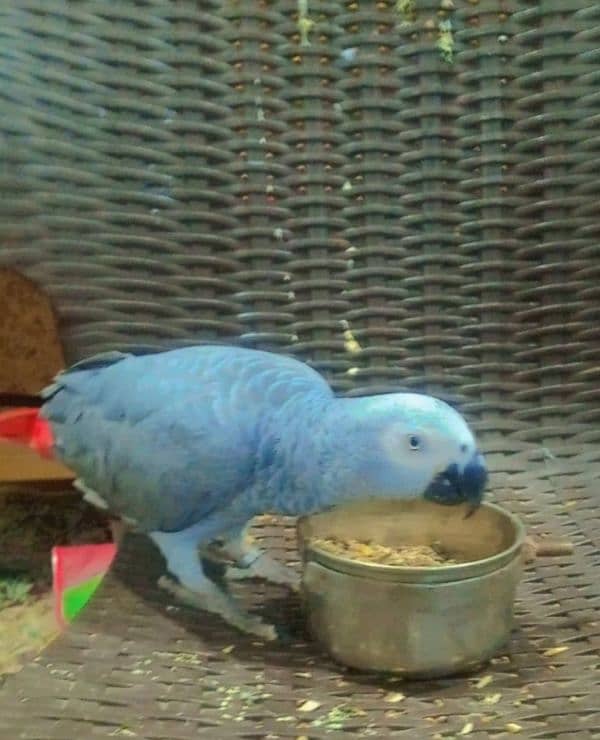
0,407 -> 55,458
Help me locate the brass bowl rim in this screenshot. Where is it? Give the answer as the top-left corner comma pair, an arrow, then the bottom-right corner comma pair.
298,501 -> 526,582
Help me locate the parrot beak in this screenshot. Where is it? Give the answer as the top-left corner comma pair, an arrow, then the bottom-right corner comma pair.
464,502 -> 480,518
461,451 -> 488,518
424,452 -> 488,513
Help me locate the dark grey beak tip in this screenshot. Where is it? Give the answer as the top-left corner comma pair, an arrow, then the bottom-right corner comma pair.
463,501 -> 482,519
424,453 -> 488,510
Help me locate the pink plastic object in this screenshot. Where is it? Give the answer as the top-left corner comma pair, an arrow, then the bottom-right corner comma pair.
52,543 -> 117,628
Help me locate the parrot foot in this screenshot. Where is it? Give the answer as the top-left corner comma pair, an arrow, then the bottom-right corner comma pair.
216,523 -> 300,592
157,575 -> 278,641
226,554 -> 300,592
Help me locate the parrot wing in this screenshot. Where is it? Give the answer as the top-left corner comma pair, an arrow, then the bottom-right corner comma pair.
40,345 -> 332,532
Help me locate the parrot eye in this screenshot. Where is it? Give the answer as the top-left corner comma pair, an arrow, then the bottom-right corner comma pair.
460,443 -> 468,454
408,434 -> 421,451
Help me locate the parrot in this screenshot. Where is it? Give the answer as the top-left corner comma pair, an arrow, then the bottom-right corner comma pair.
0,345 -> 487,640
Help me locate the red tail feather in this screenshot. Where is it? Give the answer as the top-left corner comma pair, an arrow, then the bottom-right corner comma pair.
0,408 -> 54,459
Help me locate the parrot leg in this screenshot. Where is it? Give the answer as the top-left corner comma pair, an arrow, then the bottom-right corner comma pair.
150,527 -> 279,641
219,523 -> 300,592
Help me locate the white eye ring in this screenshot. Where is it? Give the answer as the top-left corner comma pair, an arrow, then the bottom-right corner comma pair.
408,434 -> 421,451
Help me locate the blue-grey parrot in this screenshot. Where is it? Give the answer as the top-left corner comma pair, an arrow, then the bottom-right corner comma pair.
0,346 -> 487,639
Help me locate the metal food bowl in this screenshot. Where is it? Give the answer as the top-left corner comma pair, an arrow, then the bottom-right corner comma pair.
297,500 -> 526,678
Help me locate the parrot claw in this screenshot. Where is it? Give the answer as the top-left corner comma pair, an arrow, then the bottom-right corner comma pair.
157,575 -> 279,641
226,554 -> 300,592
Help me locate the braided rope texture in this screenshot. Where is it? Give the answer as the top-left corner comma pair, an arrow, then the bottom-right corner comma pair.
0,0 -> 599,736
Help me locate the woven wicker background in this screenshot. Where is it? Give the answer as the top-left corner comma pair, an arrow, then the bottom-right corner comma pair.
1,0 -> 599,445
0,0 -> 599,737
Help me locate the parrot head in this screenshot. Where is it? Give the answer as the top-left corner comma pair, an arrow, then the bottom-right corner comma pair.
335,393 -> 487,511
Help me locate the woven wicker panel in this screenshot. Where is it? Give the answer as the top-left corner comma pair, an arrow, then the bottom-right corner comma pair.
280,2 -> 352,385
571,5 -> 600,433
512,2 -> 596,444
455,3 -> 525,441
223,3 -> 295,352
0,2 -> 243,357
1,0 -> 600,736
0,0 -> 597,435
